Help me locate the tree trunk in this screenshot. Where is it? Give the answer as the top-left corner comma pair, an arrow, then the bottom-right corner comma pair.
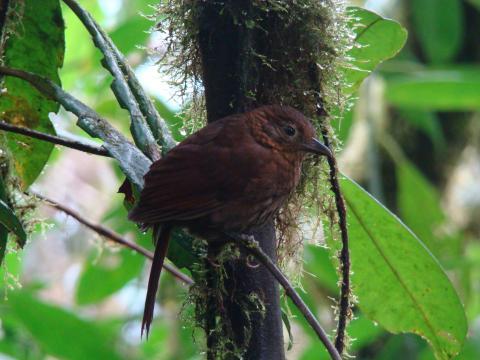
197,1 -> 285,358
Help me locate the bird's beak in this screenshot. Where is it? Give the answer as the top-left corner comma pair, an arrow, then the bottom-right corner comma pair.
302,138 -> 332,158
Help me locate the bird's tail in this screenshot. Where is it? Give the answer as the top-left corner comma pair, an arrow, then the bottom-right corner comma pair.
142,224 -> 172,338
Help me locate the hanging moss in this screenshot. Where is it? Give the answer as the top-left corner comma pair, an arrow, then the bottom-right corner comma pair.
154,0 -> 354,356
156,0 -> 352,268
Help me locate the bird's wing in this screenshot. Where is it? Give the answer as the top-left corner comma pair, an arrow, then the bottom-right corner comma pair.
129,120 -> 243,225
128,146 -> 224,224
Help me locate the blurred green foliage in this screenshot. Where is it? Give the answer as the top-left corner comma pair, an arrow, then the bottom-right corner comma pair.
0,0 -> 479,359
343,6 -> 407,94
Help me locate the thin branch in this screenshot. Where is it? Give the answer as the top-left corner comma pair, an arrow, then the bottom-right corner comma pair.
308,63 -> 351,355
64,0 -> 176,149
34,193 -> 193,286
0,120 -> 110,157
322,139 -> 351,354
62,0 -> 176,151
62,0 -> 164,160
0,66 -> 151,188
116,60 -> 177,152
228,233 -> 342,360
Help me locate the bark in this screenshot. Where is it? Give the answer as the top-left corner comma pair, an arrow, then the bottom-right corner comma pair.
197,1 -> 285,358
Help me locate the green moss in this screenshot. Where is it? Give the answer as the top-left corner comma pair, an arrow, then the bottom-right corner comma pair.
182,240 -> 267,359
155,0 -> 354,355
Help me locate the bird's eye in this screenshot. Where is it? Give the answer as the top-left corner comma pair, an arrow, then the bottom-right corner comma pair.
283,125 -> 296,137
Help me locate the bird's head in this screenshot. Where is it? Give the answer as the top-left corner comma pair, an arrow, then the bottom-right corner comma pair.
249,105 -> 332,158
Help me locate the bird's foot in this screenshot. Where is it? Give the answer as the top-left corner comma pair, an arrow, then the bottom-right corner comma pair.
225,232 -> 261,268
246,254 -> 260,268
225,232 -> 258,248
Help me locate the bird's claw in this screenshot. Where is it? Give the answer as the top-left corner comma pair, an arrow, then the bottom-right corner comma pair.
225,232 -> 257,246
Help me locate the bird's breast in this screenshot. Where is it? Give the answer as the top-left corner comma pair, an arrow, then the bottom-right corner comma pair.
202,151 -> 303,233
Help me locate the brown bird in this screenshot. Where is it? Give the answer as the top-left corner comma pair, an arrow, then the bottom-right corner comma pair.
128,104 -> 331,337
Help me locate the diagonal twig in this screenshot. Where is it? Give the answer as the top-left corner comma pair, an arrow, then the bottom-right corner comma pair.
34,193 -> 193,286
228,232 -> 342,360
0,120 -> 110,157
0,66 -> 151,188
62,0 -> 174,159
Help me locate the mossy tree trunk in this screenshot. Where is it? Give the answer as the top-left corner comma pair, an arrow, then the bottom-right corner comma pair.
196,2 -> 285,358
190,0 -> 343,357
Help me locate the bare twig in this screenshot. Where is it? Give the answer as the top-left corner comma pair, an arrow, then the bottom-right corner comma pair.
62,0 -> 168,160
308,63 -> 351,355
34,193 -> 193,286
0,120 -> 110,157
0,66 -> 151,188
228,233 -> 342,360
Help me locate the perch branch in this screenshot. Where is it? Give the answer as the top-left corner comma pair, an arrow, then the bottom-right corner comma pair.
62,0 -> 173,159
308,63 -> 351,355
0,66 -> 151,188
228,233 -> 341,360
35,193 -> 193,286
0,120 -> 110,157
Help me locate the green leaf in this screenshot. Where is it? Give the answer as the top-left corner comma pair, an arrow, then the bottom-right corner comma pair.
411,0 -> 464,64
60,1 -> 103,91
6,291 -> 123,360
347,315 -> 385,352
330,107 -> 354,145
110,16 -> 151,55
168,228 -> 198,270
337,177 -> 467,359
398,162 -> 444,243
0,178 -> 8,264
466,0 -> 480,11
397,161 -> 460,262
0,225 -> 7,267
454,323 -> 480,359
76,249 -> 144,305
386,68 -> 480,110
377,334 -> 428,360
397,109 -> 445,150
0,0 -> 65,188
304,244 -> 338,294
299,315 -> 384,359
281,310 -> 294,350
0,246 -> 22,291
0,199 -> 26,247
155,99 -> 185,142
343,7 -> 407,94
